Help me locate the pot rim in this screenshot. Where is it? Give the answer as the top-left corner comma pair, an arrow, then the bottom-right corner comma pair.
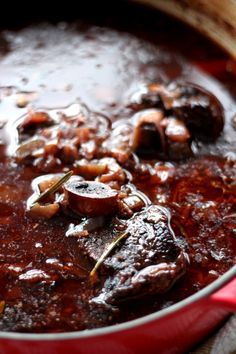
0,265 -> 235,341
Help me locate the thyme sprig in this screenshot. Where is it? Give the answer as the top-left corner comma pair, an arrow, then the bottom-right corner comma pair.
90,231 -> 129,279
32,170 -> 73,205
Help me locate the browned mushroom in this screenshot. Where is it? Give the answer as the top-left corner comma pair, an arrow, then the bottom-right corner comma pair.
163,117 -> 192,159
132,109 -> 166,156
74,159 -> 107,179
129,82 -> 224,141
97,158 -> 126,187
64,181 -> 118,217
129,83 -> 165,111
101,121 -> 133,164
31,173 -> 65,194
164,117 -> 191,143
15,138 -> 46,162
18,111 -> 53,133
27,202 -> 60,219
162,82 -> 225,141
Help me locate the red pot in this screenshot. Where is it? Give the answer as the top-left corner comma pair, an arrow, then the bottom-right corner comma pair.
0,266 -> 235,354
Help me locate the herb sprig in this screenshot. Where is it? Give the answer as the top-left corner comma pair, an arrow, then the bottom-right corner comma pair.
90,231 -> 128,279
32,170 -> 73,205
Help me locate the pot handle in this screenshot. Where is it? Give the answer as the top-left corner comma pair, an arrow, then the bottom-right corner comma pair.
209,277 -> 236,312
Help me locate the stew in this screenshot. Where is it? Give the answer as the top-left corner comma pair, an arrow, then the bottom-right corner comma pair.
0,2 -> 235,333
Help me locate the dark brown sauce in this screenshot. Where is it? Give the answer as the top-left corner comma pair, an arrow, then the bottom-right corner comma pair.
0,2 -> 235,332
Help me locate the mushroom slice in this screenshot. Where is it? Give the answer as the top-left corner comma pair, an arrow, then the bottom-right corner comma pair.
18,111 -> 53,133
64,181 -> 118,217
164,117 -> 190,143
15,138 -> 46,162
27,202 -> 60,219
129,83 -> 166,110
74,159 -> 107,179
